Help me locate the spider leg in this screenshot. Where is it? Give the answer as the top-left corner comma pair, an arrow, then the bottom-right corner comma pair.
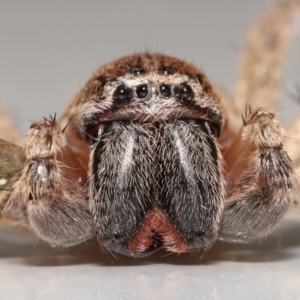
7,117 -> 95,246
0,139 -> 26,227
286,114 -> 300,173
219,108 -> 297,242
0,104 -> 26,226
285,112 -> 300,217
234,0 -> 300,113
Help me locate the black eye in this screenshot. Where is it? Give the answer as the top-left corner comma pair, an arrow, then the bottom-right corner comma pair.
113,84 -> 133,102
161,66 -> 172,75
175,83 -> 193,101
136,84 -> 148,98
131,66 -> 144,75
160,84 -> 171,98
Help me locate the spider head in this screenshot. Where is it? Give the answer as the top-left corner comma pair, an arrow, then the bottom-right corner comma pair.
77,54 -> 225,257
80,53 -> 223,139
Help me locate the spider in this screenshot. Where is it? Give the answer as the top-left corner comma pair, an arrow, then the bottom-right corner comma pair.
0,0 -> 300,258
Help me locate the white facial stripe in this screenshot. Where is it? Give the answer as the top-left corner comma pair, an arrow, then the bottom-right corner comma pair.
117,128 -> 135,189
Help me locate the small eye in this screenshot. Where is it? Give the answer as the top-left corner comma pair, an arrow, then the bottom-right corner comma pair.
131,66 -> 144,75
175,83 -> 193,101
113,84 -> 133,102
160,84 -> 171,98
161,66 -> 172,75
136,84 -> 148,98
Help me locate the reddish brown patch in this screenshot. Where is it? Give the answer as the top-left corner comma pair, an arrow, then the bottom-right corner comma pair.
127,208 -> 188,254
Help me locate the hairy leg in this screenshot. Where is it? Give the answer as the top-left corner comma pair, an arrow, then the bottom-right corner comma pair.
234,0 -> 300,112
0,104 -> 26,226
0,139 -> 25,226
287,114 -> 300,172
286,114 -> 300,216
8,117 -> 95,246
219,107 -> 296,242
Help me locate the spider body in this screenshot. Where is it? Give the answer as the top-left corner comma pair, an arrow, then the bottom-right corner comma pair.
0,0 -> 299,258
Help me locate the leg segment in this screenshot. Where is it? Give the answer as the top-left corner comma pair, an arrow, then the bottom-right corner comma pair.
0,139 -> 25,226
219,108 -> 296,242
234,0 -> 300,112
286,112 -> 300,215
287,114 -> 300,174
0,104 -> 26,226
8,117 -> 95,246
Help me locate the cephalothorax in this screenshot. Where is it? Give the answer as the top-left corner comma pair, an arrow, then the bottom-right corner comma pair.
0,0 -> 300,258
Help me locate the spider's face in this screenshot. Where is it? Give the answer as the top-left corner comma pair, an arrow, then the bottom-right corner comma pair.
73,54 -> 225,257
79,54 -> 223,135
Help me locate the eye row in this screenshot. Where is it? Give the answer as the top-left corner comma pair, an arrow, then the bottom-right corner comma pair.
113,83 -> 194,103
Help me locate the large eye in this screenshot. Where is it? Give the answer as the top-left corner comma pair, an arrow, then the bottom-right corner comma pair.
174,83 -> 193,101
136,84 -> 148,98
113,84 -> 133,102
160,84 -> 171,98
